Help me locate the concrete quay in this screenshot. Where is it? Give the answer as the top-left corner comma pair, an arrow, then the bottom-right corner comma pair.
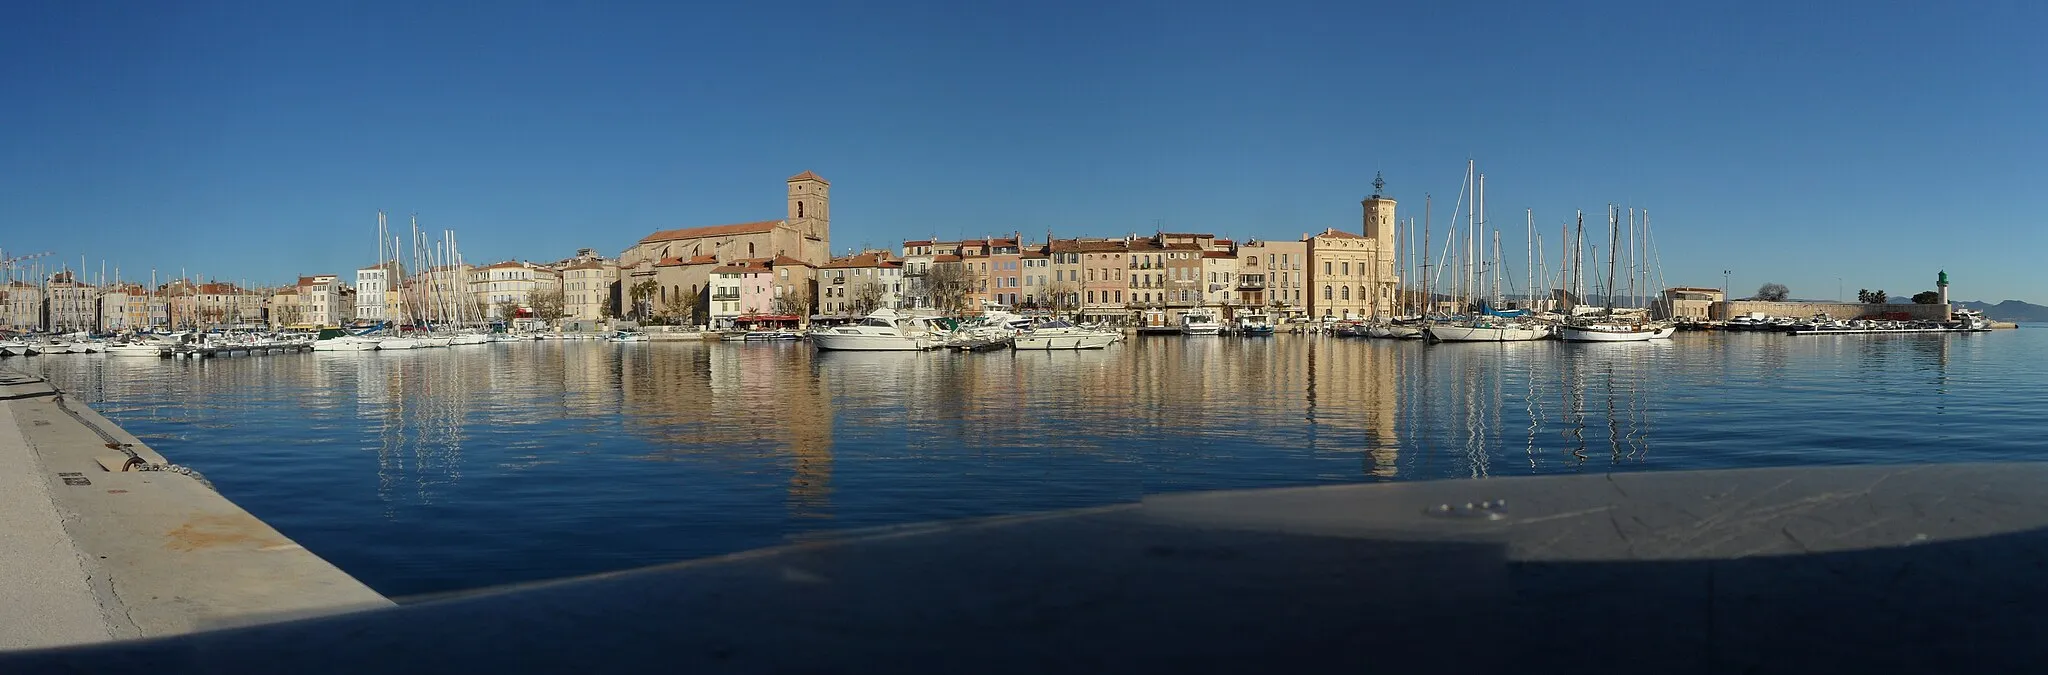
0,370 -> 389,651
8,458 -> 2048,673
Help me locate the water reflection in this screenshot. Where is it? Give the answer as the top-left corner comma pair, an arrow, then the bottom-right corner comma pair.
16,330 -> 2036,596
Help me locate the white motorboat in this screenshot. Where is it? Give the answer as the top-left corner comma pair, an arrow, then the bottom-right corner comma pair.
0,341 -> 26,357
1179,311 -> 1224,336
106,343 -> 167,358
1425,322 -> 1550,342
378,336 -> 423,350
38,341 -> 76,354
488,333 -> 524,343
312,336 -> 381,352
448,333 -> 491,346
1560,322 -> 1667,342
1012,321 -> 1119,350
810,309 -> 934,351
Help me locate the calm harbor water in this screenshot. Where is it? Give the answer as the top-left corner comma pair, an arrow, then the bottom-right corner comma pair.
19,329 -> 2044,597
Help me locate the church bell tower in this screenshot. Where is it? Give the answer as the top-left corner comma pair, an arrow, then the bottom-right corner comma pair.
787,171 -> 831,259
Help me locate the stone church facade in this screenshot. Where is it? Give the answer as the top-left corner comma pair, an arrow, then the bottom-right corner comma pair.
620,171 -> 832,268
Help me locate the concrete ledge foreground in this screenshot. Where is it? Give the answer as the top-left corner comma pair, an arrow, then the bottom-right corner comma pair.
0,371 -> 390,652
6,428 -> 2048,675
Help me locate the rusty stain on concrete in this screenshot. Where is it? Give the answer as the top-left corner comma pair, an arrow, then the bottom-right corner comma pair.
163,514 -> 288,552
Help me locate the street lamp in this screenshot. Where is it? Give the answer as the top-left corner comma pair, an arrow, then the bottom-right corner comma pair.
1722,270 -> 1731,297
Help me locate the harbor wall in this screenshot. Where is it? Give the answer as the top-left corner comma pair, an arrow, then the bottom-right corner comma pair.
1714,301 -> 1950,322
0,370 -> 390,649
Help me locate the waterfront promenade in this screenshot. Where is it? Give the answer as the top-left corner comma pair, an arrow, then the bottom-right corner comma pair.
0,370 -> 388,649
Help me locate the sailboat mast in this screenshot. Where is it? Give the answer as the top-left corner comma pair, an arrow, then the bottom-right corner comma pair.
1465,161 -> 1475,311
1626,207 -> 1638,308
1605,205 -> 1619,313
1491,229 -> 1502,309
1422,195 -> 1432,317
1525,209 -> 1533,310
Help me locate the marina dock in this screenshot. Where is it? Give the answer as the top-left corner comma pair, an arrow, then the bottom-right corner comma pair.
0,370 -> 388,650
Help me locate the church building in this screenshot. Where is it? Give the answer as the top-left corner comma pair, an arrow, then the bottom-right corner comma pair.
620,171 -> 832,268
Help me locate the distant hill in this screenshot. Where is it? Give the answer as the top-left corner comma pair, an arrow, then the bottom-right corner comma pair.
1955,300 -> 2048,322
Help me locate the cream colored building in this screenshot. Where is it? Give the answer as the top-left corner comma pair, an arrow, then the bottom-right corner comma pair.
1237,239 -> 1306,319
1306,191 -> 1399,321
561,259 -> 619,323
298,275 -> 354,328
470,261 -> 562,317
1660,286 -> 1725,321
268,289 -> 300,328
818,252 -> 904,316
1200,251 -> 1239,312
1,281 -> 44,332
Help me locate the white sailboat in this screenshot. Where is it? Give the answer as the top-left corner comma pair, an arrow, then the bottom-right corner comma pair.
1426,161 -> 1549,343
1561,205 -> 1668,343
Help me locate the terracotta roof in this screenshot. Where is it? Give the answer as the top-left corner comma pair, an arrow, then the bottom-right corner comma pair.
769,255 -> 814,268
709,265 -> 755,275
1021,250 -> 1049,259
1311,228 -> 1367,240
1202,251 -> 1236,259
297,276 -> 317,286
1165,242 -> 1202,250
901,240 -> 933,247
787,170 -> 829,185
638,220 -> 783,245
1056,240 -> 1130,253
932,254 -> 962,263
820,253 -> 895,269
1213,238 -> 1234,247
478,261 -> 528,270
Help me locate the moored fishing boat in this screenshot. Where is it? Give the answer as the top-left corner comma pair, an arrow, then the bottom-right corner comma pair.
1179,310 -> 1224,336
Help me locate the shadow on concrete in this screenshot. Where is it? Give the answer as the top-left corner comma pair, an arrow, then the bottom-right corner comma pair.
6,465 -> 2048,674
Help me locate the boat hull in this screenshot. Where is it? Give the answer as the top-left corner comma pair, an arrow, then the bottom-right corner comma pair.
379,338 -> 422,350
1426,325 -> 1550,342
810,333 -> 929,351
1013,332 -> 1118,350
106,345 -> 167,357
312,339 -> 380,351
1180,326 -> 1224,336
1560,325 -> 1661,342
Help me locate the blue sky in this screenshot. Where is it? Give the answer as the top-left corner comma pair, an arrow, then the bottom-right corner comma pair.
3,1 -> 2042,301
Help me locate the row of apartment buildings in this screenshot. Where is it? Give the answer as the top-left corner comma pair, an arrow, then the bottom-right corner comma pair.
0,274 -> 329,333
5,170 -> 1412,332
603,171 -> 1407,328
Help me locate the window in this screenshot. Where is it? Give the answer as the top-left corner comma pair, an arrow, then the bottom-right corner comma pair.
1340,286 -> 1350,300
797,201 -> 804,218
1324,286 -> 1333,300
1115,291 -> 1122,302
1087,290 -> 1096,303
1325,262 -> 1332,275
1342,262 -> 1349,276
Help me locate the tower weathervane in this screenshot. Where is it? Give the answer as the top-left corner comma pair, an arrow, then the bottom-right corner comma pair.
1372,172 -> 1385,198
